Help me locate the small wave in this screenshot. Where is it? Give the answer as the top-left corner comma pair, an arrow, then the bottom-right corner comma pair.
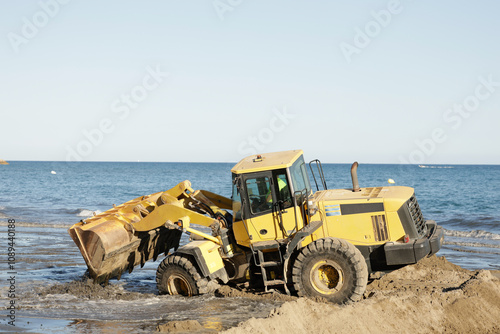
444,229 -> 500,240
445,246 -> 500,255
444,241 -> 500,249
0,221 -> 73,228
0,205 -> 7,219
418,165 -> 454,169
76,209 -> 102,217
63,208 -> 81,215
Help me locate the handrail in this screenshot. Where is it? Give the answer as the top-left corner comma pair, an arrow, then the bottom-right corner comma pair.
309,159 -> 327,191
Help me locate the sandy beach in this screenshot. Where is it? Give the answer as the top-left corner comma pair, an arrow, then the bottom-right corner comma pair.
219,256 -> 500,334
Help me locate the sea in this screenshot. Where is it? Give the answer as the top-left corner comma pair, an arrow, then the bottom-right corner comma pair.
0,161 -> 499,332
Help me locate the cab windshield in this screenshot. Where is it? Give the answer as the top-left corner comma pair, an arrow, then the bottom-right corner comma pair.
231,173 -> 242,221
290,155 -> 311,200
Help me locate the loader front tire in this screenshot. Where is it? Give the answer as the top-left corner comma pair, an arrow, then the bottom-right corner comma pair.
156,254 -> 210,296
291,238 -> 368,304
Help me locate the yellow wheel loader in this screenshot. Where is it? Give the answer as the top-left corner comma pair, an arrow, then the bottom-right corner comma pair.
69,150 -> 444,304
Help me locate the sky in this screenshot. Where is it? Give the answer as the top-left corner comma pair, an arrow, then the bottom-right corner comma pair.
1,1 -> 499,164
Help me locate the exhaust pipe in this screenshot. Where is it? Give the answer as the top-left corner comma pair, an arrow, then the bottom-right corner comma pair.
351,162 -> 361,192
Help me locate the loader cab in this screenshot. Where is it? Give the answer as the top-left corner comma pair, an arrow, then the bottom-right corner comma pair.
238,169 -> 292,217
231,150 -> 312,247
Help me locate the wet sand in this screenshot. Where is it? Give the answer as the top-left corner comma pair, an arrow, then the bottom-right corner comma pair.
31,256 -> 500,334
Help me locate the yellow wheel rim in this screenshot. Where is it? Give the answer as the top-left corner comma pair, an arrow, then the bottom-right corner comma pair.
310,260 -> 344,295
167,274 -> 193,296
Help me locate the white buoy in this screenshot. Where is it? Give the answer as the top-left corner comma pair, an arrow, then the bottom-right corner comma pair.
388,178 -> 395,184
51,171 -> 57,175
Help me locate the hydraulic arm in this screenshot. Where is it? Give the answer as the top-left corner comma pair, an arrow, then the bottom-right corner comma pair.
68,181 -> 231,284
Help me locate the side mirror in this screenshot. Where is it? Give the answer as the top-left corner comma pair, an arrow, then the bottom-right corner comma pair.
275,200 -> 286,212
233,176 -> 241,194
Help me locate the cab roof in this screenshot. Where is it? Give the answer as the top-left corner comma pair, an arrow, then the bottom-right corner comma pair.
231,149 -> 304,174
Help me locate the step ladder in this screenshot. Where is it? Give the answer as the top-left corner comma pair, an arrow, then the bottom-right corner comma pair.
251,240 -> 289,294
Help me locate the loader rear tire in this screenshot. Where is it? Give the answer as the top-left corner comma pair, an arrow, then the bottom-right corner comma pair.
291,238 -> 368,304
156,254 -> 210,296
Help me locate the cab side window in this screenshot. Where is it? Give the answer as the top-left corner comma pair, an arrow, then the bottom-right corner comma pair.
245,177 -> 272,214
275,173 -> 292,207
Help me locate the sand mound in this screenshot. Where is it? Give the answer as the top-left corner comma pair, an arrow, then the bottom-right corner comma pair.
214,285 -> 296,302
223,256 -> 500,334
36,279 -> 155,301
156,319 -> 204,332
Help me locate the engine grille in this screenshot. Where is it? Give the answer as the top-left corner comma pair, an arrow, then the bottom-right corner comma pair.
407,195 -> 427,237
371,215 -> 389,241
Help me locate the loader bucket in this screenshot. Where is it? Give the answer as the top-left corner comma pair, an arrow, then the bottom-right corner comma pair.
69,219 -> 182,284
68,181 -> 231,284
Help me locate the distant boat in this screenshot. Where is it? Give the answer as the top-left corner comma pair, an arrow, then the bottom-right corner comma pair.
0,159 -> 9,165
51,171 -> 57,175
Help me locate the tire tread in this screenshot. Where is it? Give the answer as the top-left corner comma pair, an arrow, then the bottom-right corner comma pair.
156,253 -> 216,296
291,237 -> 368,303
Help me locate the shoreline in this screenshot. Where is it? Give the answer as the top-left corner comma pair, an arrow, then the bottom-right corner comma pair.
2,255 -> 498,333
1,222 -> 499,333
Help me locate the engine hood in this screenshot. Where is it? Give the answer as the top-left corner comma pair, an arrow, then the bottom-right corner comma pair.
311,186 -> 415,212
